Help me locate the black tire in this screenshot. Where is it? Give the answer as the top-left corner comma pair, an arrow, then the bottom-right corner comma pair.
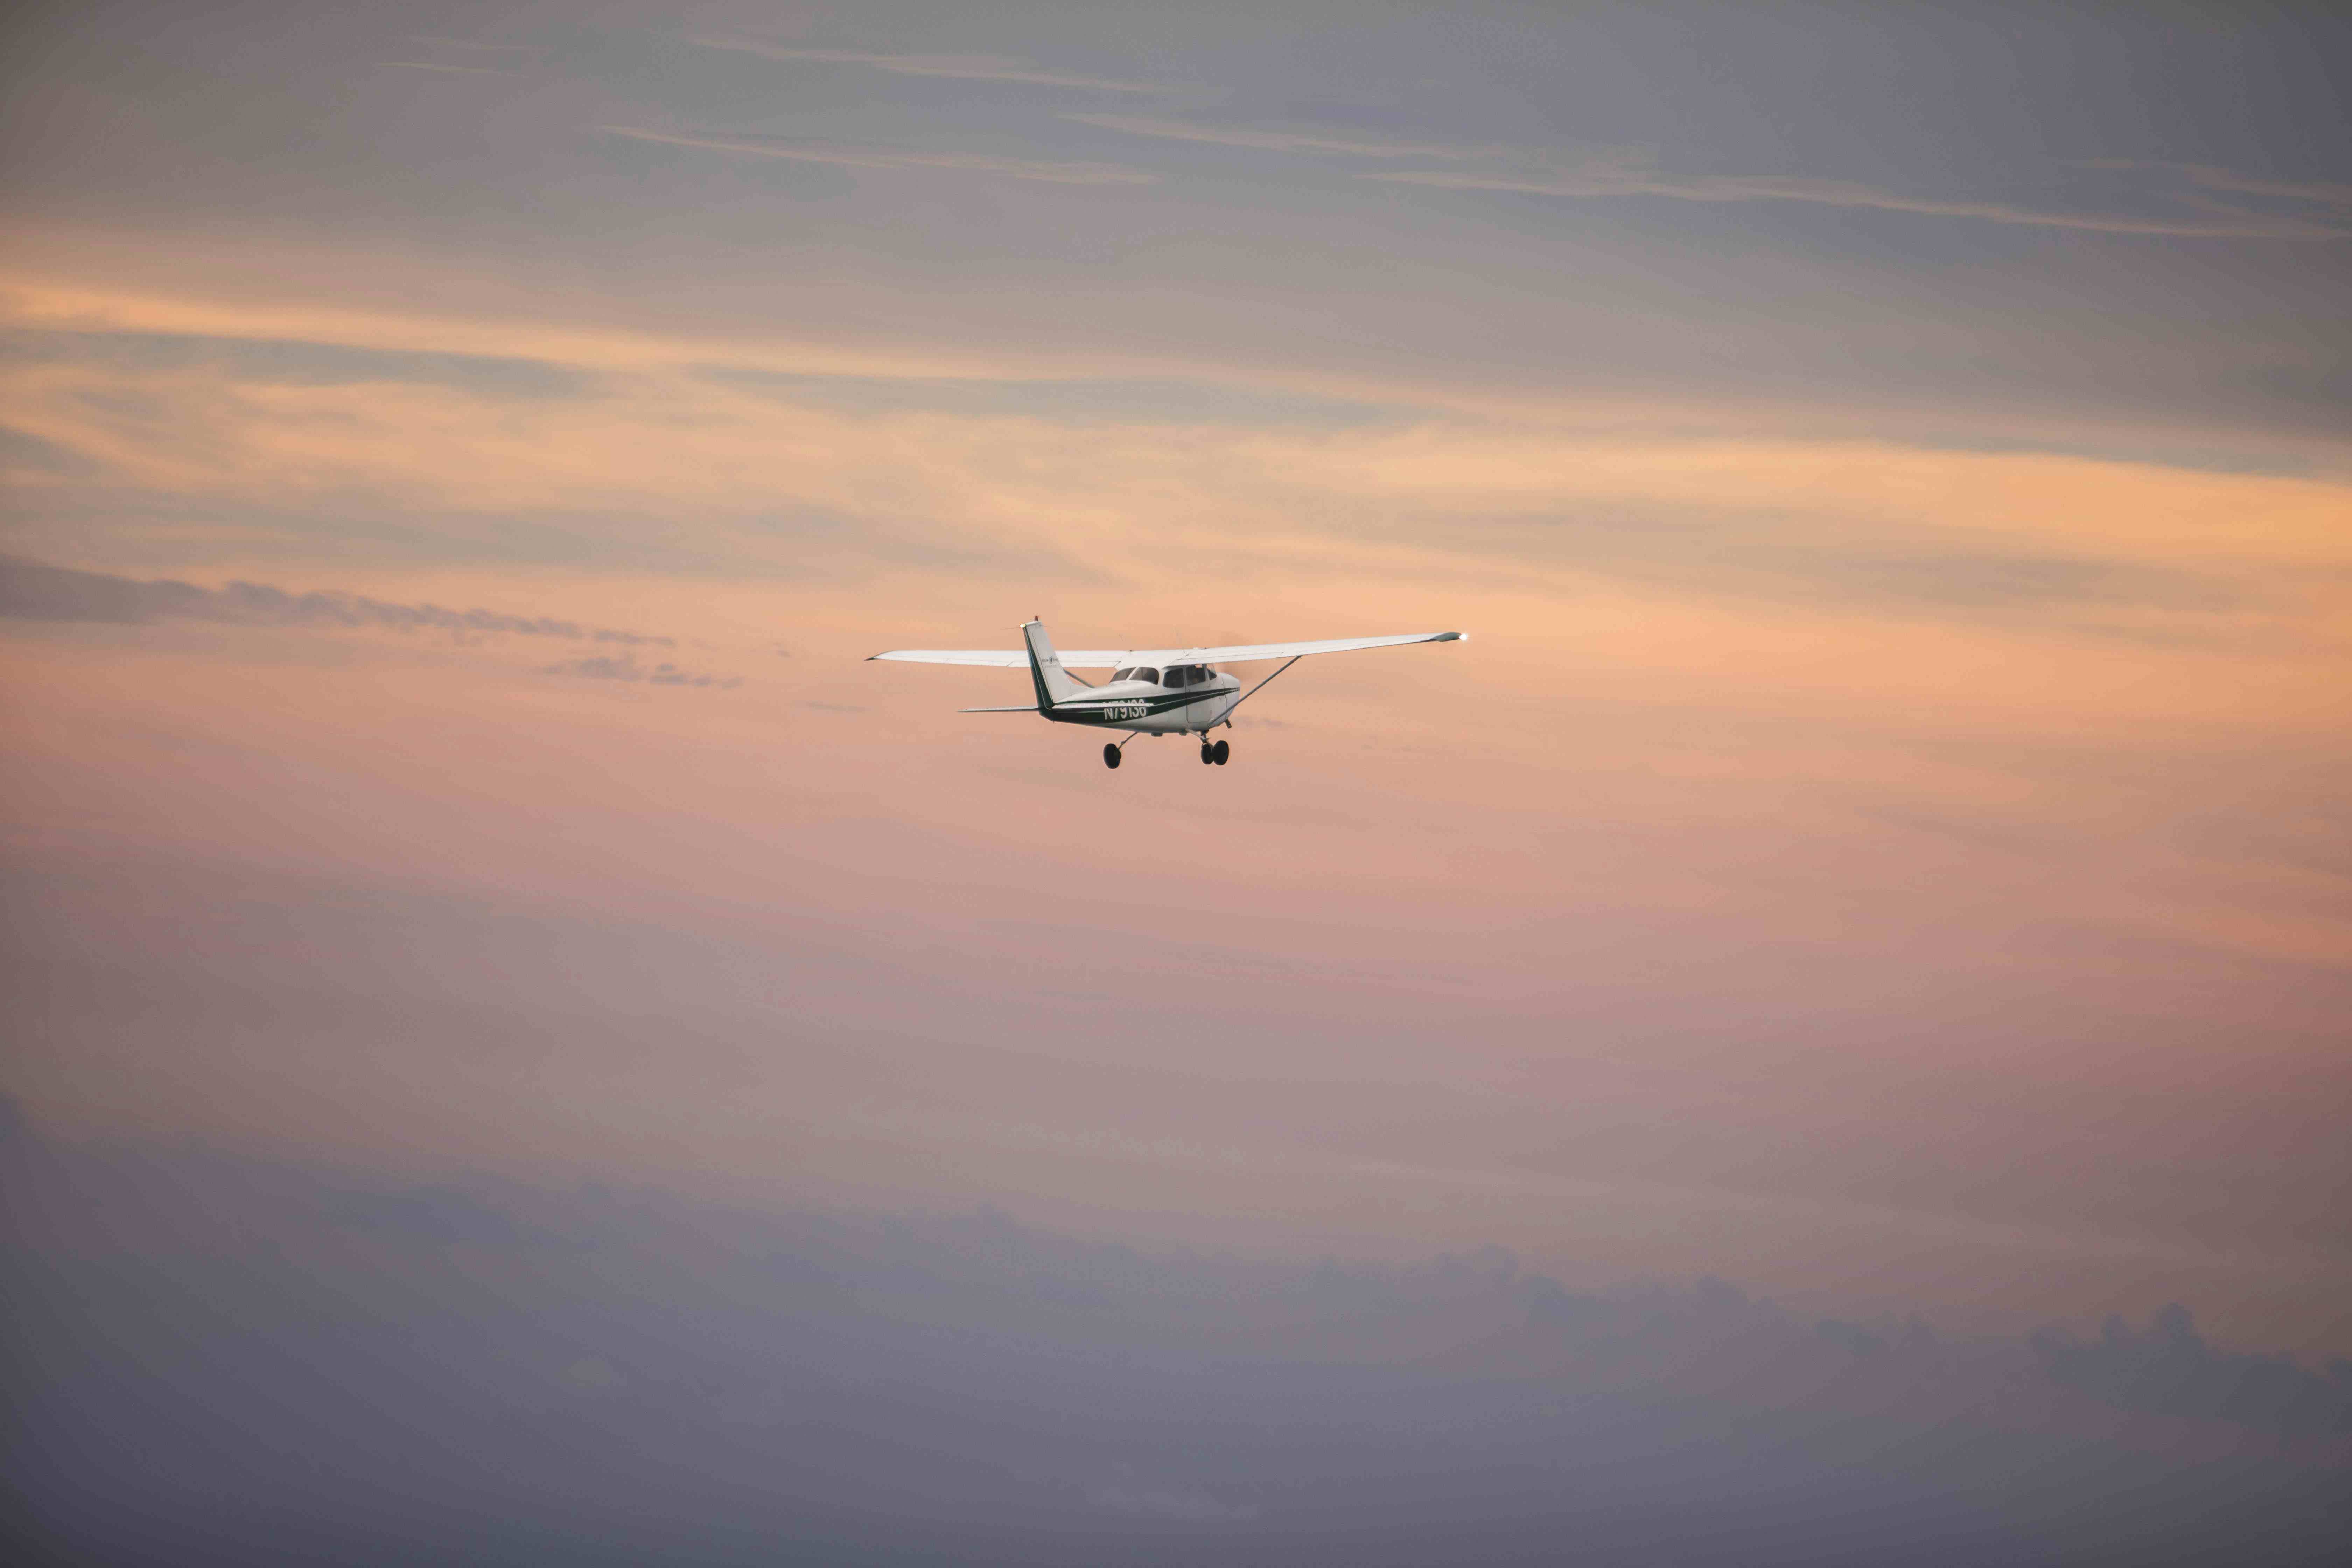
1212,740 -> 1230,765
1199,744 -> 1214,764
1103,743 -> 1121,769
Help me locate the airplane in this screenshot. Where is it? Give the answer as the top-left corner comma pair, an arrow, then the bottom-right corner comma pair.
868,619 -> 1466,768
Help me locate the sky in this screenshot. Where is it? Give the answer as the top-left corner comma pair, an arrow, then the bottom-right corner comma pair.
4,0 -> 2350,1556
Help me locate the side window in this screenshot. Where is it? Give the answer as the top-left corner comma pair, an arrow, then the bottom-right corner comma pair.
1133,667 -> 1160,685
1111,667 -> 1134,682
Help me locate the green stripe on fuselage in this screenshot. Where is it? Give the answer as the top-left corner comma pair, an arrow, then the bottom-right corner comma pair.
1046,687 -> 1233,725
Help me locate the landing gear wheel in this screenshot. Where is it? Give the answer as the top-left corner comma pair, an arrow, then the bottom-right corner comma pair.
1102,743 -> 1122,770
1212,739 -> 1230,766
1198,742 -> 1215,765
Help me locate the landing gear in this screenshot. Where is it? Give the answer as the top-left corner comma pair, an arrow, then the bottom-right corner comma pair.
1212,739 -> 1230,766
1102,743 -> 1122,770
1199,741 -> 1215,765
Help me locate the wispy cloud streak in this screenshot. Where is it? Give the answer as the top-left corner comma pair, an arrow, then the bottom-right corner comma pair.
1066,112 -> 2347,237
1061,113 -> 1485,159
2073,160 -> 2352,208
0,555 -> 674,646
599,126 -> 1155,186
545,653 -> 740,688
382,61 -> 513,76
1365,162 -> 2351,239
687,36 -> 1170,94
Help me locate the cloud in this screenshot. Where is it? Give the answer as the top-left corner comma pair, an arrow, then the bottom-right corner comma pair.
694,364 -> 1399,428
2034,1306 -> 2352,1435
382,37 -> 539,77
1625,539 -> 2247,627
0,425 -> 93,474
331,1185 -> 530,1246
1362,152 -> 2352,240
1061,113 -> 1485,160
686,36 -> 1170,94
10,1129 -> 2351,1567
2187,169 -> 2352,206
409,37 -> 536,57
2075,161 -> 2352,209
1057,114 -> 2349,238
382,61 -> 512,76
545,653 -> 740,688
598,127 -> 1156,187
5,327 -> 590,399
0,555 -> 674,646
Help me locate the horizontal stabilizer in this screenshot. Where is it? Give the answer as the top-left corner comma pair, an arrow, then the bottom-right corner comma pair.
959,705 -> 1040,712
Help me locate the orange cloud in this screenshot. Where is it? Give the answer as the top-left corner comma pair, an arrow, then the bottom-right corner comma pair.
6,267 -> 2350,1349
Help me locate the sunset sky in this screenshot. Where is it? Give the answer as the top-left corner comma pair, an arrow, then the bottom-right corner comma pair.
6,0 -> 2350,1459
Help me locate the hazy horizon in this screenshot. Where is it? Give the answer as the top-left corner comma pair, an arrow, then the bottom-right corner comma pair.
8,1108 -> 2348,1563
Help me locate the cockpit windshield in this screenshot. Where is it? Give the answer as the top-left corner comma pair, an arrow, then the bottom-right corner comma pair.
1128,666 -> 1160,685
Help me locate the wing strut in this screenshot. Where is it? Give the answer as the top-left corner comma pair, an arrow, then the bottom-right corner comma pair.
1227,656 -> 1302,716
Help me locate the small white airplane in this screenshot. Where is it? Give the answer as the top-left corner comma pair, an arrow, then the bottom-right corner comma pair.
869,619 -> 1465,768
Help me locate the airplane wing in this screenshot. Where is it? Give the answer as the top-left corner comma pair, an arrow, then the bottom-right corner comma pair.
867,648 -> 1128,668
1178,631 -> 1465,663
868,632 -> 1463,668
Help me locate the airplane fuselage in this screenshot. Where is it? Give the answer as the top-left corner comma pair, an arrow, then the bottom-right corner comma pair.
1044,664 -> 1242,734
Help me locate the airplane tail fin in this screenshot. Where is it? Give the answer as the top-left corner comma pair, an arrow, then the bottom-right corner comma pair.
1021,619 -> 1089,710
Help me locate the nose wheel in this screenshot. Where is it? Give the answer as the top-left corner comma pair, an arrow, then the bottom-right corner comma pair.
1199,738 -> 1230,766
